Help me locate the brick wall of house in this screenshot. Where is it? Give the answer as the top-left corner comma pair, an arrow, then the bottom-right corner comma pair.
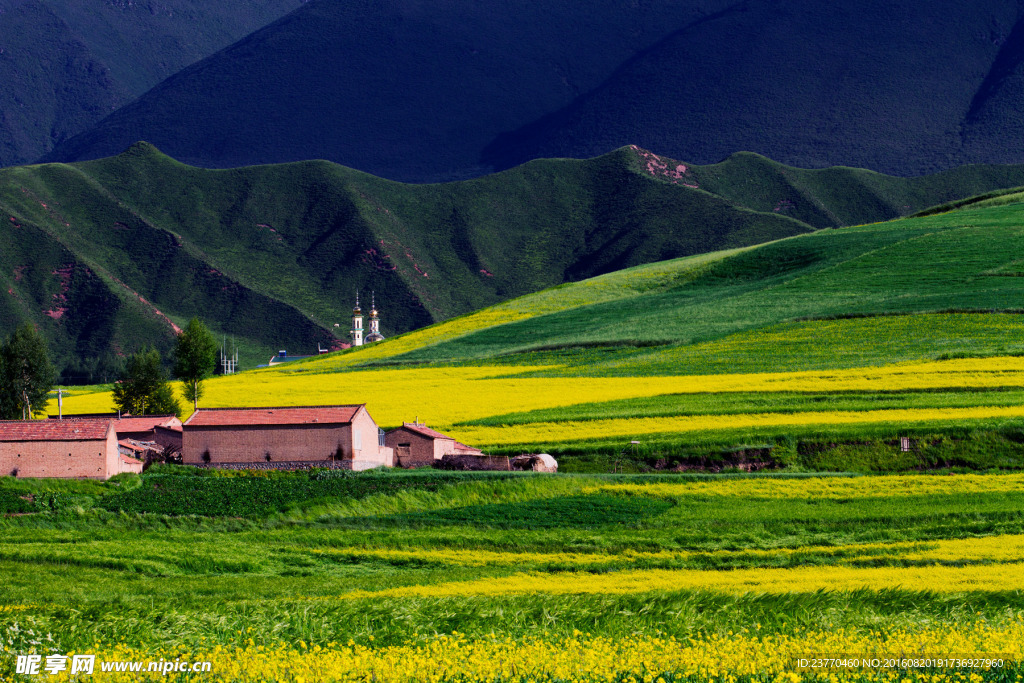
153,426 -> 182,453
118,456 -> 144,475
0,429 -> 119,479
182,408 -> 393,469
350,409 -> 394,470
182,423 -> 353,465
384,427 -> 455,466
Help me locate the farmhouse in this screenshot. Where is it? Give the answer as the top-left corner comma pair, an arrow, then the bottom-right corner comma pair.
0,419 -> 139,479
182,405 -> 393,470
385,421 -> 482,467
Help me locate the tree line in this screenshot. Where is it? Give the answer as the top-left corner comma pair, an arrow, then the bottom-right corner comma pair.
0,317 -> 218,420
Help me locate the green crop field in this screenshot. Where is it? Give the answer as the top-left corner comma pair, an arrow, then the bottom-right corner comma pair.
2,469 -> 1023,681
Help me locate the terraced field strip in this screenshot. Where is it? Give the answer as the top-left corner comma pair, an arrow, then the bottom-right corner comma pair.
591,472 -> 1024,498
340,561 -> 1024,598
452,404 -> 1024,447
314,534 -> 1024,569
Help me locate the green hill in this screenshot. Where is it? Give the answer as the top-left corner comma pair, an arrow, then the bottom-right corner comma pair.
6,143 -> 1024,382
304,194 -> 1024,375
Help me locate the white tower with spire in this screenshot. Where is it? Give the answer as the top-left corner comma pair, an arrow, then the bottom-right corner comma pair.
366,292 -> 385,343
350,294 -> 364,346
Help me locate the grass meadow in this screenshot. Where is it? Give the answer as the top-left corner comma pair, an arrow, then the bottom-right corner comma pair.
2,469 -> 1024,681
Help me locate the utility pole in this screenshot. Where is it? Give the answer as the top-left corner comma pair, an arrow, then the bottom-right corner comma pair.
220,337 -> 239,374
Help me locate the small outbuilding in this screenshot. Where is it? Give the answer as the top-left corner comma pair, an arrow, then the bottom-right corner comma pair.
385,421 -> 481,468
0,419 -> 127,479
118,452 -> 145,475
182,405 -> 393,470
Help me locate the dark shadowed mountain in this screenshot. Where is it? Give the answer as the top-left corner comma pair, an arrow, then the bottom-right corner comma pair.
34,0 -> 747,180
7,143 -> 1024,381
42,0 -> 1024,181
482,0 -> 1024,177
0,0 -> 305,166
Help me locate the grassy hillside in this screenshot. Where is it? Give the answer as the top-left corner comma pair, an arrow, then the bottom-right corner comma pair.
482,0 -> 1024,178
11,144 -> 1024,381
295,200 -> 1024,370
41,0 -> 716,179
0,144 -> 818,381
0,0 -> 127,169
684,151 -> 1024,229
44,0 -> 1024,181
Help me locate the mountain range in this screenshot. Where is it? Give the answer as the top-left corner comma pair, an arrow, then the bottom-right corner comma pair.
33,0 -> 1024,182
5,143 -> 1024,382
0,0 -> 305,167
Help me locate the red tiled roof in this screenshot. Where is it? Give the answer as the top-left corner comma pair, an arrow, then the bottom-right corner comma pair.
0,419 -> 112,442
184,405 -> 364,427
454,442 -> 482,454
155,423 -> 183,433
54,414 -> 181,432
120,453 -> 143,466
114,415 -> 180,432
118,440 -> 147,452
396,423 -> 455,441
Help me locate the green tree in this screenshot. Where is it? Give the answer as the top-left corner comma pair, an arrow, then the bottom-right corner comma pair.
112,348 -> 181,417
0,346 -> 13,420
0,323 -> 56,419
173,318 -> 217,411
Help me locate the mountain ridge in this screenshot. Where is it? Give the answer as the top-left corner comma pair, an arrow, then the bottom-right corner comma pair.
0,0 -> 305,167
41,0 -> 1024,181
6,142 -> 1024,382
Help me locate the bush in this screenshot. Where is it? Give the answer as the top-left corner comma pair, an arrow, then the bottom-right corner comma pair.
0,487 -> 39,514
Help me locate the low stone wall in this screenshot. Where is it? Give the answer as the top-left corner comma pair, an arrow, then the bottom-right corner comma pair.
191,460 -> 362,472
436,453 -> 511,471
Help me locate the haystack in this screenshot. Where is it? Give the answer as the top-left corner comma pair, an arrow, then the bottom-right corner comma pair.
510,453 -> 558,473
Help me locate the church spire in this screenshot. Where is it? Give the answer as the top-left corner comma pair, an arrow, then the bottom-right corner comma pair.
350,292 -> 364,346
366,290 -> 385,343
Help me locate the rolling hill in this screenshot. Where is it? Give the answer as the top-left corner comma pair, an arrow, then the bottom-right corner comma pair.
7,143 -> 1024,382
42,0 -> 1024,181
295,190 -> 1024,375
0,0 -> 304,167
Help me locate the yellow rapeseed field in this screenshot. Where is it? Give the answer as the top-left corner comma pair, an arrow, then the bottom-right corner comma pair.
50,357 -> 1024,441
453,404 -> 1024,446
313,533 -> 1024,569
591,473 -> 1024,499
339,561 -> 1024,599
49,626 -> 1023,682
